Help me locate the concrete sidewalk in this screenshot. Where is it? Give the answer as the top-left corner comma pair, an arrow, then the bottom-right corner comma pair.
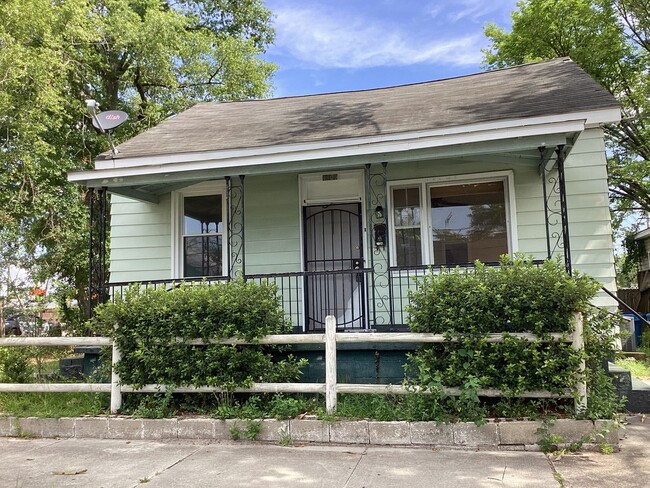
1,415 -> 646,488
550,414 -> 649,488
1,438 -> 557,488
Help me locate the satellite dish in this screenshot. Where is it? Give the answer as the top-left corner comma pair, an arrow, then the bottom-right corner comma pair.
91,110 -> 129,131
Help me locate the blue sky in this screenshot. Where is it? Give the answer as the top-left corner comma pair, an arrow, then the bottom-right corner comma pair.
263,0 -> 519,97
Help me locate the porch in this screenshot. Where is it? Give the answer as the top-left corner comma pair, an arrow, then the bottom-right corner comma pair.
95,144 -> 578,333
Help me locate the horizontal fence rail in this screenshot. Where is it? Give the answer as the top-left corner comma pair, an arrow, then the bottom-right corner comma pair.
0,313 -> 585,414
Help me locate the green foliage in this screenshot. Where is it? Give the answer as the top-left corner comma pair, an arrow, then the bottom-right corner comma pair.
583,308 -> 628,419
617,232 -> 645,287
535,419 -> 590,454
409,256 -> 598,336
0,348 -> 34,383
278,427 -> 293,446
483,0 -> 650,221
406,256 -> 620,420
229,419 -> 262,441
641,330 -> 650,352
535,417 -> 620,455
266,394 -> 312,420
0,0 -> 275,308
91,280 -> 306,395
131,390 -> 176,419
228,422 -> 244,440
244,419 -> 263,440
616,357 -> 650,380
0,392 -> 109,417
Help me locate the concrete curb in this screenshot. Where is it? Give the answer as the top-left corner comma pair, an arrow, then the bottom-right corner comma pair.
0,416 -> 619,449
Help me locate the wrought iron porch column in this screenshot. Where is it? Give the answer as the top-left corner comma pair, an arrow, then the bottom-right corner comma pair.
226,175 -> 246,278
365,162 -> 393,327
88,187 -> 108,316
556,145 -> 572,275
539,144 -> 572,274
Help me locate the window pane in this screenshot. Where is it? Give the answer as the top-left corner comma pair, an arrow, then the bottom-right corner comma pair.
184,235 -> 222,277
395,228 -> 422,266
430,181 -> 507,265
184,195 -> 222,235
393,187 -> 420,227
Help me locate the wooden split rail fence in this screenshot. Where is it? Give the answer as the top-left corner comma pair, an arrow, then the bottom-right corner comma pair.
0,314 -> 587,414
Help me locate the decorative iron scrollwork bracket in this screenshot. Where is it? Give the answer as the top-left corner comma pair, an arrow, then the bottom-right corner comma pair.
226,175 -> 246,278
539,145 -> 572,274
365,162 -> 393,326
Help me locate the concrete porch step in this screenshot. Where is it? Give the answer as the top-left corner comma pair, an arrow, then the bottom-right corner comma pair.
628,378 -> 650,414
607,362 -> 650,413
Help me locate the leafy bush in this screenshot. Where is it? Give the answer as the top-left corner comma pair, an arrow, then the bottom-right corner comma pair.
0,347 -> 34,383
583,307 -> 627,419
408,255 -> 599,336
406,255 -> 620,419
91,280 -> 306,391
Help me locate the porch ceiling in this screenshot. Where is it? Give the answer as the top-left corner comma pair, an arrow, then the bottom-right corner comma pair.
72,127 -> 577,204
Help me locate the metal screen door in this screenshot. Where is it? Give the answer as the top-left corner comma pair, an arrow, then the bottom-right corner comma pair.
304,204 -> 365,331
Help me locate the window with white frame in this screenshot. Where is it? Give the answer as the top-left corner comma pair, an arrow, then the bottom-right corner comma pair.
174,184 -> 226,278
392,186 -> 422,266
390,175 -> 513,267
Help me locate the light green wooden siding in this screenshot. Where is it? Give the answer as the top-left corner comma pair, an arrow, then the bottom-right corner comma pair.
244,174 -> 302,274
564,129 -> 616,306
109,194 -> 172,282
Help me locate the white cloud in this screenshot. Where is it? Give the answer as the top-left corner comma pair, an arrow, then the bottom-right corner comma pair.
271,6 -> 485,69
448,0 -> 516,23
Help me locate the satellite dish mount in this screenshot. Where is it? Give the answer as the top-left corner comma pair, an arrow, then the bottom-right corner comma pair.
85,100 -> 128,156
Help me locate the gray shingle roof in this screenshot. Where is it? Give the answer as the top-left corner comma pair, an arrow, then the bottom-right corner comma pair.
107,58 -> 619,160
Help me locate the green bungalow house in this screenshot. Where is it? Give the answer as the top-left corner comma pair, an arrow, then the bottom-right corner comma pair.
69,58 -> 620,343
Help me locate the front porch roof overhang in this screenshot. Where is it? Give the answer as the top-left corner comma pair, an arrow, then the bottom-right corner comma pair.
68,109 -> 619,204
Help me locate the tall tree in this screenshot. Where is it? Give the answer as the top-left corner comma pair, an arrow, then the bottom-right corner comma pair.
483,0 -> 650,220
0,0 -> 275,315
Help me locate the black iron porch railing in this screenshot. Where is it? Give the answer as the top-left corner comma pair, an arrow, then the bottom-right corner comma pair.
387,261 -> 546,326
106,262 -> 546,332
107,275 -> 230,300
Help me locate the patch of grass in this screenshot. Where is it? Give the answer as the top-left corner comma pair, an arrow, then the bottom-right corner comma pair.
599,443 -> 614,454
228,423 -> 244,440
278,427 -> 293,446
616,357 -> 650,380
228,419 -> 263,441
244,419 -> 262,440
0,392 -> 109,418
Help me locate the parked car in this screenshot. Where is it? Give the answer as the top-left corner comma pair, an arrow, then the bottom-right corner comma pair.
3,316 -> 22,336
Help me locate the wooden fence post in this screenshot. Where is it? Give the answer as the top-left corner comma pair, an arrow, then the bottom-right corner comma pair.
573,312 -> 587,413
110,326 -> 122,414
325,315 -> 337,413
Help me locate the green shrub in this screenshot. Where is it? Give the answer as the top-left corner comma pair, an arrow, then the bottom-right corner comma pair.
0,347 -> 34,383
406,255 -> 620,420
583,307 -> 627,419
91,279 -> 306,391
408,255 -> 599,336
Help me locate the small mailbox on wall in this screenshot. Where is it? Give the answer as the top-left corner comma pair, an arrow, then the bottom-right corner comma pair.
374,223 -> 387,248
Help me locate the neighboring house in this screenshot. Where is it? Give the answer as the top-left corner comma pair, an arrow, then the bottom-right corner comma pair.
634,227 -> 650,313
69,58 -> 620,334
